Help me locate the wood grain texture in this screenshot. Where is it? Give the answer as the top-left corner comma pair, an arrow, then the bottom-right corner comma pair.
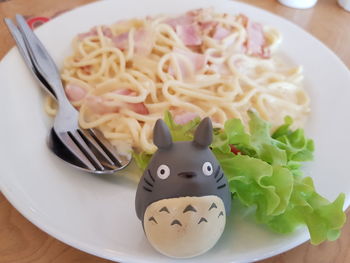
0,0 -> 349,262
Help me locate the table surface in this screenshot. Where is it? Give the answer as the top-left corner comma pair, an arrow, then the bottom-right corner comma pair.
1,0 -> 349,262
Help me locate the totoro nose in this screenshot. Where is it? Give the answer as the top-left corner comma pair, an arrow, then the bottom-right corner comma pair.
177,172 -> 197,178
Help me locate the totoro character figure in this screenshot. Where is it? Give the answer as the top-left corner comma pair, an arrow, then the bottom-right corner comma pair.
135,117 -> 231,258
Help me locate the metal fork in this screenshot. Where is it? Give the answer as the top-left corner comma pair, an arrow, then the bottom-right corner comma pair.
4,15 -> 131,174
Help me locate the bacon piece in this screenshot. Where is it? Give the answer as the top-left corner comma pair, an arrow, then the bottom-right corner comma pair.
78,26 -> 113,40
246,22 -> 265,56
164,13 -> 202,46
87,96 -> 119,114
238,14 -> 270,58
128,102 -> 149,115
186,8 -> 216,36
113,89 -> 135,96
134,28 -> 154,56
88,89 -> 149,115
101,26 -> 113,38
175,24 -> 202,46
112,32 -> 129,50
173,111 -> 199,125
209,62 -> 231,75
186,8 -> 214,20
65,83 -> 87,101
113,89 -> 149,115
198,21 -> 218,35
166,9 -> 215,42
112,28 -> 154,55
237,14 -> 249,27
213,25 -> 230,40
175,48 -> 206,71
169,48 -> 206,79
164,14 -> 194,28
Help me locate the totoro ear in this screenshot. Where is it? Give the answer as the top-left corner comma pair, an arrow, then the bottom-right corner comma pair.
193,117 -> 213,147
153,119 -> 173,149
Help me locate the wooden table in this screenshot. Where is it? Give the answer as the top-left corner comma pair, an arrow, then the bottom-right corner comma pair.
0,0 -> 349,262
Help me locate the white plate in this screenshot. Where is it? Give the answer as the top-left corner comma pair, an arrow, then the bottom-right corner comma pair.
0,0 -> 349,262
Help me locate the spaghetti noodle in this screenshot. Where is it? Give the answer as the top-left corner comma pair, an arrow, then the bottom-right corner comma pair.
46,8 -> 310,154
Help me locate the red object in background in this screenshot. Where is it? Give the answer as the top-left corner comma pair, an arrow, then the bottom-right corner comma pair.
230,144 -> 241,155
27,16 -> 50,29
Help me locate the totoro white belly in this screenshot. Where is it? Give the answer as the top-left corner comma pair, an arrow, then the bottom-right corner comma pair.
143,195 -> 226,258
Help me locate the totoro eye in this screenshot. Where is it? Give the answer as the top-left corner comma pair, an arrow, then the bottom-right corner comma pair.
202,162 -> 213,176
157,164 -> 170,179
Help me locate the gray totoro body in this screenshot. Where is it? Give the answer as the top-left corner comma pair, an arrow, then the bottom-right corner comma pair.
135,117 -> 232,258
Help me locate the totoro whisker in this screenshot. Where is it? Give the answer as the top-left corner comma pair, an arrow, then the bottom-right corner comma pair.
144,177 -> 154,187
147,169 -> 155,182
216,173 -> 224,183
143,186 -> 153,192
217,184 -> 226,190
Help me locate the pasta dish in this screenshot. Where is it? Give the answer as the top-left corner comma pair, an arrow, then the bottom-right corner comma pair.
45,8 -> 310,154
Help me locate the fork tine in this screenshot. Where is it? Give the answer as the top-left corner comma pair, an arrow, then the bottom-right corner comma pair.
68,130 -> 105,171
88,129 -> 123,167
77,129 -> 116,167
56,132 -> 97,171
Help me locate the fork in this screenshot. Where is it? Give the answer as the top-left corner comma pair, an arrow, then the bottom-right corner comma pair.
4,15 -> 131,174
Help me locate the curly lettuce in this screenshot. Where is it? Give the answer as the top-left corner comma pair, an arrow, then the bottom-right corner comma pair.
133,111 -> 346,244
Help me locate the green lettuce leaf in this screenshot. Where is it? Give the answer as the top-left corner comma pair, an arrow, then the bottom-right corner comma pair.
163,111 -> 201,142
221,155 -> 293,217
264,177 -> 346,244
133,151 -> 152,171
133,111 -> 346,244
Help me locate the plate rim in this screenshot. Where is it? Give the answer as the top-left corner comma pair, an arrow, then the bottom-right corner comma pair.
1,0 -> 349,262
